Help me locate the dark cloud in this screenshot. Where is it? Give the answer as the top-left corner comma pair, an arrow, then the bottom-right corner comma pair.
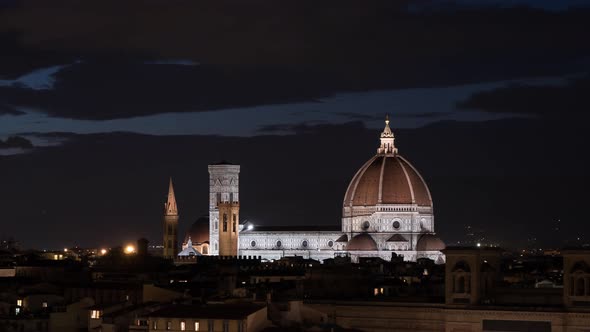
0,135 -> 32,149
0,103 -> 25,115
332,111 -> 453,121
399,111 -> 454,118
2,1 -> 589,68
457,74 -> 590,118
0,2 -> 589,120
0,1 -> 589,103
257,120 -> 365,134
332,112 -> 383,121
0,62 -> 338,120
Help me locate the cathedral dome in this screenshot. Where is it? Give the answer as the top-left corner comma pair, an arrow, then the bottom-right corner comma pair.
347,233 -> 378,251
343,117 -> 432,208
416,234 -> 446,251
184,216 -> 209,244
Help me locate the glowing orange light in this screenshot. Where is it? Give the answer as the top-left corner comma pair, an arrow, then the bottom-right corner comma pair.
100,249 -> 107,255
124,245 -> 136,254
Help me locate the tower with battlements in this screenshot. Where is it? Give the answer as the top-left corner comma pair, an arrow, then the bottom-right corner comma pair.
208,162 -> 240,256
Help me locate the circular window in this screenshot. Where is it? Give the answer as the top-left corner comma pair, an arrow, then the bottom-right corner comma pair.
393,221 -> 400,229
250,241 -> 256,247
276,240 -> 282,248
302,240 -> 308,248
327,240 -> 334,247
362,221 -> 370,230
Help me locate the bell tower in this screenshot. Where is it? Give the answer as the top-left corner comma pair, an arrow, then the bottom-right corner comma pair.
163,178 -> 179,258
208,162 -> 240,256
218,201 -> 240,256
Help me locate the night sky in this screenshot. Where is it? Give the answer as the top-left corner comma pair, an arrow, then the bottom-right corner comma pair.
0,0 -> 589,250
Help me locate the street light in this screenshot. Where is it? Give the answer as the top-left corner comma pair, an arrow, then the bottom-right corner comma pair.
124,245 -> 136,254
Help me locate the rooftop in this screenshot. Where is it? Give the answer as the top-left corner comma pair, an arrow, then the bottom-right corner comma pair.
244,225 -> 341,232
148,303 -> 265,319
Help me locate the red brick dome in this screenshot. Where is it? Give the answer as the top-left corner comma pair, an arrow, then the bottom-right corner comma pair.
184,216 -> 209,244
343,155 -> 432,208
347,233 -> 378,251
416,234 -> 446,251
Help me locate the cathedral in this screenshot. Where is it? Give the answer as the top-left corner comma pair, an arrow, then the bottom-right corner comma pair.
166,117 -> 446,263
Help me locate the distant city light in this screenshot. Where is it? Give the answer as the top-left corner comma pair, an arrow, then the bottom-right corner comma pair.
247,225 -> 254,230
100,249 -> 107,255
476,243 -> 481,247
125,245 -> 136,254
64,248 -> 68,252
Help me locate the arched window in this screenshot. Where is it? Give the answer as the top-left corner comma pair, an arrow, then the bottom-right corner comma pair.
302,240 -> 308,248
276,241 -> 282,248
575,277 -> 586,296
250,241 -> 256,247
223,214 -> 228,232
455,276 -> 466,293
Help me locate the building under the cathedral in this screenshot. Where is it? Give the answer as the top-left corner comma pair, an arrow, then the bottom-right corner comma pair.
171,117 -> 446,263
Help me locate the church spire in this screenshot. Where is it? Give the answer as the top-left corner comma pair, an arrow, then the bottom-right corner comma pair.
377,115 -> 398,155
164,177 -> 178,216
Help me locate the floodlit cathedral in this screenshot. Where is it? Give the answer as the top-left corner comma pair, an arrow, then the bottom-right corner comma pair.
173,117 -> 445,263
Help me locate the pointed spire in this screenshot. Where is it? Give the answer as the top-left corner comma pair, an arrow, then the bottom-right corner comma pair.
164,177 -> 178,216
186,236 -> 193,247
377,115 -> 398,155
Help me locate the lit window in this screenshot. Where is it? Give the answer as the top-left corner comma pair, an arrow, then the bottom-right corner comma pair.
15,307 -> 20,315
42,302 -> 48,308
181,321 -> 186,331
53,254 -> 58,260
153,321 -> 158,330
91,310 -> 102,319
167,321 -> 172,330
16,299 -> 22,306
195,321 -> 200,331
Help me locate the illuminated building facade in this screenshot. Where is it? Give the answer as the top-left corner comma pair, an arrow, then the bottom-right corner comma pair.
179,117 -> 445,263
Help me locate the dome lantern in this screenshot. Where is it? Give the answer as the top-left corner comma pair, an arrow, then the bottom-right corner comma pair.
377,115 -> 398,155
